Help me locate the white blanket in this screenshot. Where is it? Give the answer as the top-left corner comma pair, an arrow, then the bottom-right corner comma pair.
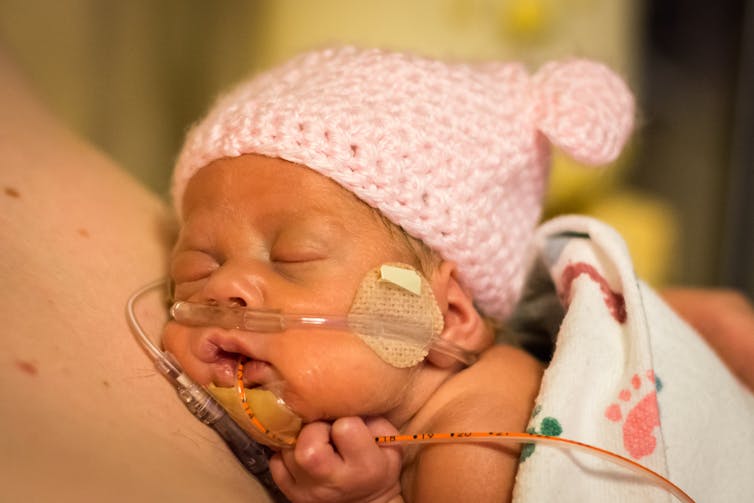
511,215 -> 754,502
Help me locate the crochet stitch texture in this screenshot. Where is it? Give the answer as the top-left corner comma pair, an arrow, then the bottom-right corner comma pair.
173,46 -> 634,320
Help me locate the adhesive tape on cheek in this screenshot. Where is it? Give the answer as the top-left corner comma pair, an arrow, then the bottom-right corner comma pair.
348,263 -> 444,368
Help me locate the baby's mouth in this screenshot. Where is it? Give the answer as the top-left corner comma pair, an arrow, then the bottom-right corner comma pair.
207,351 -> 274,389
198,329 -> 272,388
167,309 -> 303,446
195,331 -> 301,447
204,349 -> 241,387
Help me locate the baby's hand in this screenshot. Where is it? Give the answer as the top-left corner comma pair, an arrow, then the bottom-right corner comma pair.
269,416 -> 403,503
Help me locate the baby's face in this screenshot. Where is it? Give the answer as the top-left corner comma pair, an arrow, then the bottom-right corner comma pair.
163,154 -> 423,422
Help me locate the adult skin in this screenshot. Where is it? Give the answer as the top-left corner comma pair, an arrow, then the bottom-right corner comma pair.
662,288 -> 754,392
0,51 -> 271,501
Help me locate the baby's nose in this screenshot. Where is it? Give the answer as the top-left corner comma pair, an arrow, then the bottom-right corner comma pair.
198,264 -> 264,309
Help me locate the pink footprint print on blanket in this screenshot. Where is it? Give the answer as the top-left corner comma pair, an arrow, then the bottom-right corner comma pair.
605,370 -> 662,459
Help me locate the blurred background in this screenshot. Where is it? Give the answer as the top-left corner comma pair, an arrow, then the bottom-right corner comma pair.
1,0 -> 751,297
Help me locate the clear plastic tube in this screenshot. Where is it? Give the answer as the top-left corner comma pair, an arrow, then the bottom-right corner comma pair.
170,300 -> 477,366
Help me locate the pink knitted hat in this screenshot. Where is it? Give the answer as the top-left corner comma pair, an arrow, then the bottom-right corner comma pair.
172,46 -> 634,320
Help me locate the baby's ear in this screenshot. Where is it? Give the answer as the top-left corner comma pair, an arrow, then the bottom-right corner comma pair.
533,59 -> 635,165
428,261 -> 492,368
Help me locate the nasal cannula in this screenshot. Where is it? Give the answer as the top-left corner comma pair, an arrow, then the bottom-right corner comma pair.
170,299 -> 477,366
128,279 -> 695,503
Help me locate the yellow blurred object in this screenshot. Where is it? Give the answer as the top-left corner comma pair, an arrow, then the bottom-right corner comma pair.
584,190 -> 679,286
502,0 -> 556,40
256,0 -> 638,72
544,146 -> 677,286
545,149 -> 628,212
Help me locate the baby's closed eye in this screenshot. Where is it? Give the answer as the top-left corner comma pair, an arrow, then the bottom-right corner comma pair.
270,244 -> 329,264
271,227 -> 335,265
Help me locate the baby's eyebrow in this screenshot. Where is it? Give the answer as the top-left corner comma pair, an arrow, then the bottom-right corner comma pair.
279,214 -> 350,239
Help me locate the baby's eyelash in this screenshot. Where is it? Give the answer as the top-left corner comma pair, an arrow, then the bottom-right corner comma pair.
272,258 -> 323,270
270,247 -> 328,264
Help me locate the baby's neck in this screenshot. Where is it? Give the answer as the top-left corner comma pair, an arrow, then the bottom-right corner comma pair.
386,364 -> 457,429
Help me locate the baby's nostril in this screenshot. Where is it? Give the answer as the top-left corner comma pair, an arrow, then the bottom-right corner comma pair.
229,297 -> 247,307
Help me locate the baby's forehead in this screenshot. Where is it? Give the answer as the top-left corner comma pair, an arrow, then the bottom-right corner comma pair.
182,155 -> 397,234
185,155 -> 372,210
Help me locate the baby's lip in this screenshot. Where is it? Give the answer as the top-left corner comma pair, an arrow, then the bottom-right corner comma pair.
208,357 -> 237,387
194,327 -> 276,387
200,327 -> 267,361
242,358 -> 275,387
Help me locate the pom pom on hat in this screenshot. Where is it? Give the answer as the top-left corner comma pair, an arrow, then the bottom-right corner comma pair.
172,46 -> 634,320
533,59 -> 635,164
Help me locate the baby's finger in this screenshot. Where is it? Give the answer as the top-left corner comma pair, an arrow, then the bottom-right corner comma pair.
364,416 -> 401,438
330,416 -> 397,464
364,416 -> 403,465
330,416 -> 403,492
283,421 -> 342,481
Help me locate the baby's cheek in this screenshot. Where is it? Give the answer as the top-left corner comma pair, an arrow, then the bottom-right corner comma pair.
269,339 -> 335,419
162,322 -> 199,372
277,333 -> 413,419
161,323 -> 222,386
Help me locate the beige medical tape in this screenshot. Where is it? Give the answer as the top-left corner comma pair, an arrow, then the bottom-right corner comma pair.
348,263 -> 444,368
